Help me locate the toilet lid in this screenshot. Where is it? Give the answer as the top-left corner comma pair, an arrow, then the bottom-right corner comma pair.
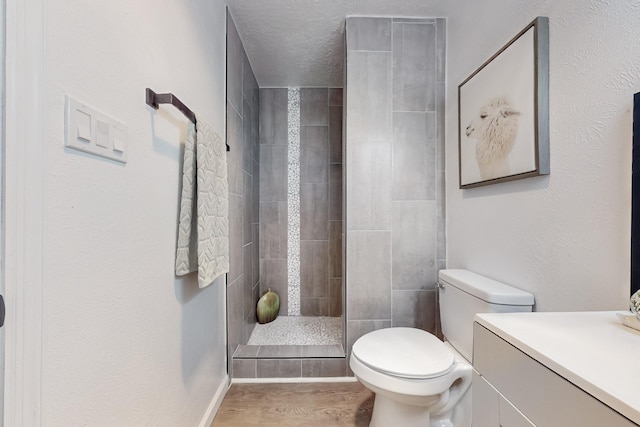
352,328 -> 455,379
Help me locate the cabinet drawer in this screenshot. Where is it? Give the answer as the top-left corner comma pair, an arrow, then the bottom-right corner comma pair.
473,323 -> 636,427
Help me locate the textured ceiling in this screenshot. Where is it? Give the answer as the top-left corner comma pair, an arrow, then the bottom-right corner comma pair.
225,0 -> 453,87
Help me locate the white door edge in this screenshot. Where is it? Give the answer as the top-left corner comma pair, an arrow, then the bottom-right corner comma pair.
4,0 -> 44,425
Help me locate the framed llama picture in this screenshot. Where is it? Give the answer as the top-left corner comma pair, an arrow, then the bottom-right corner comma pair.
458,17 -> 550,188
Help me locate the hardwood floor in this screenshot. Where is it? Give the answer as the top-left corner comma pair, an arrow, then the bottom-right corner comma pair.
211,382 -> 374,426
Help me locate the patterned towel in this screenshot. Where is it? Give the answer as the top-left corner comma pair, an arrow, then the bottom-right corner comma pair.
175,121 -> 229,288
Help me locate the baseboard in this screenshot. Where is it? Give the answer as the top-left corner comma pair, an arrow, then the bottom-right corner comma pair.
198,374 -> 230,427
232,376 -> 357,384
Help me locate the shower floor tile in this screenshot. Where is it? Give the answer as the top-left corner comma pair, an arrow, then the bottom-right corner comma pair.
247,316 -> 342,346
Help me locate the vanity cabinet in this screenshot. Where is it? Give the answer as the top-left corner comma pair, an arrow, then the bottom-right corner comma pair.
472,315 -> 639,427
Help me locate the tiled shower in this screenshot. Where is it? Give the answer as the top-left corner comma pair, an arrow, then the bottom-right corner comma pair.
225,11 -> 446,379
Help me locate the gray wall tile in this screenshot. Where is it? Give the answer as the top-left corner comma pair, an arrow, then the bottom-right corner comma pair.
436,172 -> 446,260
232,359 -> 256,379
252,159 -> 260,221
392,112 -> 436,201
243,172 -> 253,245
329,278 -> 343,317
228,194 -> 243,283
226,12 -> 243,112
347,140 -> 392,230
257,345 -> 302,358
436,19 -> 446,83
301,126 -> 329,184
252,223 -> 260,286
260,145 -> 288,201
392,201 -> 437,290
329,88 -> 343,106
243,98 -> 253,173
259,202 -> 288,260
346,231 -> 392,320
301,240 -> 329,298
260,260 -> 288,314
346,17 -> 392,52
392,22 -> 436,112
234,345 -> 260,358
257,359 -> 302,378
243,244 -> 253,316
436,82 -> 445,172
260,88 -> 288,144
226,103 -> 243,195
329,106 -> 343,164
301,345 -> 344,358
300,88 -> 328,126
300,298 -> 329,316
302,359 -> 347,377
329,164 -> 342,221
346,51 -> 392,142
329,221 -> 342,278
392,290 -> 436,333
243,51 -> 259,107
300,183 -> 329,240
227,277 -> 244,358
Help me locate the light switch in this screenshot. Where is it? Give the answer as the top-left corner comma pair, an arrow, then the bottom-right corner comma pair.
96,120 -> 110,149
76,110 -> 92,141
65,95 -> 128,164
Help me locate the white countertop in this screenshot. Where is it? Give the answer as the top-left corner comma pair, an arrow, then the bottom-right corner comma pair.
475,311 -> 640,424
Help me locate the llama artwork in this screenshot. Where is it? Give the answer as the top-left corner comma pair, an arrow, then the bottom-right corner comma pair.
465,97 -> 520,180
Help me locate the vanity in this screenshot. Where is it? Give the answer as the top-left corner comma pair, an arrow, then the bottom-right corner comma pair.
473,311 -> 640,426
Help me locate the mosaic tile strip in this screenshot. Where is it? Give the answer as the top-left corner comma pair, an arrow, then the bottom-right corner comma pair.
287,88 -> 301,315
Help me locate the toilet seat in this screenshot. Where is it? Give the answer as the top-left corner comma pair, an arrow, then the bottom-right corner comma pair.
351,327 -> 454,379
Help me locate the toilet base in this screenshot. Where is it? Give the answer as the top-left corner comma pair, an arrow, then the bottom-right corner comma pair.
370,394 -> 432,427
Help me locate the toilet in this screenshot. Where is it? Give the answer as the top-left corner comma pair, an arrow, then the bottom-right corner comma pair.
350,269 -> 534,427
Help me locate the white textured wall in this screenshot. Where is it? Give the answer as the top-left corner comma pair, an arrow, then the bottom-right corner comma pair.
42,1 -> 227,425
446,0 -> 640,311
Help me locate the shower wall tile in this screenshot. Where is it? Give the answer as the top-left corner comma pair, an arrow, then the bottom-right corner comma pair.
260,259 -> 288,314
302,359 -> 347,377
329,106 -> 343,164
346,51 -> 392,142
260,144 -> 288,201
259,201 -> 288,260
226,13 -> 243,113
227,277 -> 244,357
243,244 -> 254,316
300,183 -> 329,240
243,98 -> 253,173
243,51 -> 259,107
300,298 -> 329,317
436,171 -> 446,260
329,278 -> 343,317
257,345 -> 302,358
329,164 -> 342,221
243,172 -> 253,245
392,112 -> 436,201
257,359 -> 302,378
300,240 -> 329,298
392,290 -> 436,333
347,140 -> 392,230
259,88 -> 288,144
392,22 -> 436,112
329,221 -> 342,278
252,159 -> 260,221
300,88 -> 328,126
436,19 -> 446,83
301,126 -> 329,184
329,88 -> 343,106
346,231 -> 391,320
436,82 -> 446,172
392,201 -> 437,290
253,223 -> 260,286
228,194 -> 243,283
346,17 -> 392,52
226,103 -> 243,195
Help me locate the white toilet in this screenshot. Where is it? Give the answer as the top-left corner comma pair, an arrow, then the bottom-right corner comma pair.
350,269 -> 534,427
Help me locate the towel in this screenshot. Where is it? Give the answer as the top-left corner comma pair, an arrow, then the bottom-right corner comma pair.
175,121 -> 229,288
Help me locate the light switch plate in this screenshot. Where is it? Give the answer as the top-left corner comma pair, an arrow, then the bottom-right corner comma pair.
65,96 -> 128,163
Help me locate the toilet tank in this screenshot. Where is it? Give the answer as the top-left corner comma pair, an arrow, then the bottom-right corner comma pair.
438,269 -> 534,362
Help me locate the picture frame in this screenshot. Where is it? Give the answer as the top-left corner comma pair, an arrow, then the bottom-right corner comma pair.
458,17 -> 549,189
